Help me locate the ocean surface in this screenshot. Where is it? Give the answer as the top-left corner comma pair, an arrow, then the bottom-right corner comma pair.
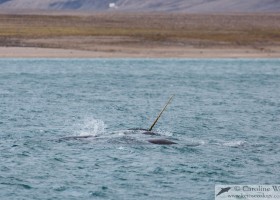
0,58 -> 279,200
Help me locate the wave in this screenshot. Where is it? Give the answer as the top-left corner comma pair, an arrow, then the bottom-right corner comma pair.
182,139 -> 206,147
222,140 -> 247,147
154,129 -> 174,137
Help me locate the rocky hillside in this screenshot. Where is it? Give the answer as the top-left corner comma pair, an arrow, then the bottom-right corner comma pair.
0,0 -> 280,13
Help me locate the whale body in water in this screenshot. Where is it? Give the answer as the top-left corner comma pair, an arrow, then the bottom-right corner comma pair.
60,96 -> 177,145
60,129 -> 177,145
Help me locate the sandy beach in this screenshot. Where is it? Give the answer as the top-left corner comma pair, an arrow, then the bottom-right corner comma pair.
0,46 -> 279,58
0,13 -> 279,58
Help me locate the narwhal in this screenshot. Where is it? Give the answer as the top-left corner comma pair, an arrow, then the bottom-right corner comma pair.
60,95 -> 177,145
128,95 -> 176,144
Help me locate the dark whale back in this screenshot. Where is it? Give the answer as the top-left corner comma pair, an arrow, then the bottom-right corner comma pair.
147,138 -> 177,145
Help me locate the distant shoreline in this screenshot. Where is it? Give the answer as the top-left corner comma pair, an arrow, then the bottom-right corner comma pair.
0,13 -> 279,58
0,46 -> 279,58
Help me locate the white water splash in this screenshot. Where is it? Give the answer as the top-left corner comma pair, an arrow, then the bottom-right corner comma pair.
155,129 -> 174,137
185,139 -> 206,147
78,117 -> 107,136
223,140 -> 247,147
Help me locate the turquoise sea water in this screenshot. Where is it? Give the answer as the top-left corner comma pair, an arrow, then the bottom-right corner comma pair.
0,59 -> 279,199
